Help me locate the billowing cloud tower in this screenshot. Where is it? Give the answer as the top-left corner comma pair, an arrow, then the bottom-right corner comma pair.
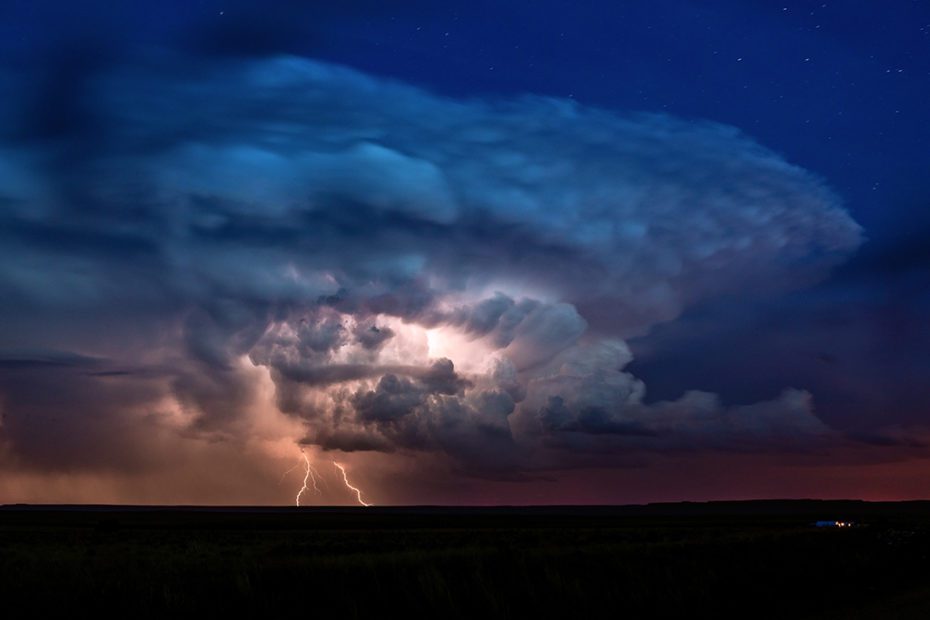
0,56 -> 862,503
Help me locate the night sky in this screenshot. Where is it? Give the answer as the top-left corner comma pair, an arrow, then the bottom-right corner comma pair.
1,1 -> 928,505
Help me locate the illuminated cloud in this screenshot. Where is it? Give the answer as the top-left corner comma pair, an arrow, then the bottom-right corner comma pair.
0,55 -> 863,497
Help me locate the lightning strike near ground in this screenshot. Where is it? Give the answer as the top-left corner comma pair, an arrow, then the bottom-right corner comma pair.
294,451 -> 322,507
333,461 -> 372,506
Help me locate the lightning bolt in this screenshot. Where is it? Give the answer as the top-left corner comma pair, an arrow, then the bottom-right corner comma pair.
279,460 -> 303,485
333,461 -> 371,506
294,450 -> 322,507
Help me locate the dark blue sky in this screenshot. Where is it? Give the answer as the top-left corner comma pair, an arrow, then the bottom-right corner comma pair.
311,0 -> 929,240
1,0 -> 928,503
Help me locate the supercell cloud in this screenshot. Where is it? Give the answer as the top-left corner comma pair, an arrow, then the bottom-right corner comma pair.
0,55 -> 863,502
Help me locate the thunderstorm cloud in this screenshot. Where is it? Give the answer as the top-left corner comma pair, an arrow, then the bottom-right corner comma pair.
0,55 -> 863,500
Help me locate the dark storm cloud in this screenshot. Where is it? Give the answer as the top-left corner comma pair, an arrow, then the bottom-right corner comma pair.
0,50 -> 863,478
0,349 -> 104,370
353,322 -> 395,350
628,213 -> 930,437
538,396 -> 658,436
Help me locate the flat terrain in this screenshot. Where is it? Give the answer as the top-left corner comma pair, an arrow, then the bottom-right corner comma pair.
3,501 -> 930,617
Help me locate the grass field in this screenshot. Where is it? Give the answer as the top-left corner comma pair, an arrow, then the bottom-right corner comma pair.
3,501 -> 930,617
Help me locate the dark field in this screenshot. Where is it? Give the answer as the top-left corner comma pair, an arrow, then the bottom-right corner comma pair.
4,501 -> 930,617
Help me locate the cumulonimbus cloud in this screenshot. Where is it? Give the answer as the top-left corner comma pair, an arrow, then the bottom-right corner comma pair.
0,55 -> 862,487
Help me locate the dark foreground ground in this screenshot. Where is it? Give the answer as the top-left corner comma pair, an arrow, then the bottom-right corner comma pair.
3,501 -> 930,617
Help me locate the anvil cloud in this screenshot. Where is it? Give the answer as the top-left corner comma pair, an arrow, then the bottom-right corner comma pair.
0,54 -> 864,503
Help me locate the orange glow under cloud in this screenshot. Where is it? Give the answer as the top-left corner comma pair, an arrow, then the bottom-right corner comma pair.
5,447 -> 930,506
3,309 -> 930,506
